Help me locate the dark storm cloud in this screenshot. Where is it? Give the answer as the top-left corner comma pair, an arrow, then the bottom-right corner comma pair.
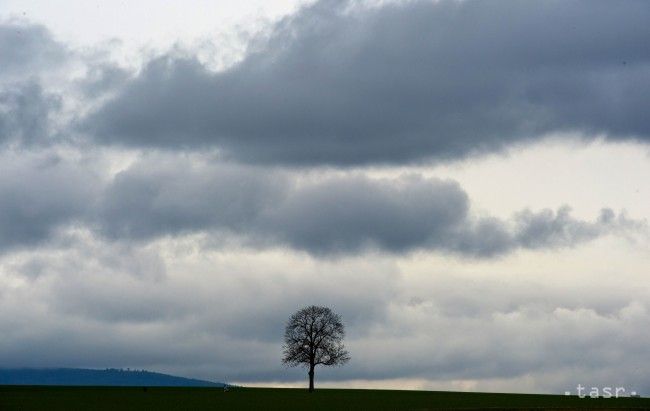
93,160 -> 475,253
260,175 -> 469,254
84,0 -> 650,165
96,158 -> 642,257
0,151 -> 638,257
97,160 -> 288,239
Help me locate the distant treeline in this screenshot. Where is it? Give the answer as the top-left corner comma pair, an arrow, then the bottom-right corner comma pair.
0,368 -> 223,387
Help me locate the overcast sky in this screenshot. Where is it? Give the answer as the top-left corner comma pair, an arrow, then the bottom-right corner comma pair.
1,0 -> 650,394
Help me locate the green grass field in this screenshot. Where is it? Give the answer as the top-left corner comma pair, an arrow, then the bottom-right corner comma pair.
1,386 -> 650,410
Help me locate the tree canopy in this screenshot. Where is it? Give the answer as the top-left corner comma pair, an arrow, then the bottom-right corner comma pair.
282,305 -> 350,391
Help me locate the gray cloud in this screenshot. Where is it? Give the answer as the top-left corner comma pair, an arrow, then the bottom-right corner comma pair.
0,20 -> 67,81
78,63 -> 131,99
0,82 -> 61,146
451,206 -> 645,257
513,206 -> 636,249
260,175 -> 469,254
0,147 -> 641,257
0,153 -> 99,252
84,0 -> 650,165
0,150 -> 639,258
98,159 -> 287,240
0,22 -> 73,148
96,157 -> 643,257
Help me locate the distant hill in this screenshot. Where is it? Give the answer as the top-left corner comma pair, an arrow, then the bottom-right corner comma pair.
0,368 -> 224,387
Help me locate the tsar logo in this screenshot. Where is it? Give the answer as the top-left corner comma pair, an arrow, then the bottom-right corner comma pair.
564,385 -> 639,398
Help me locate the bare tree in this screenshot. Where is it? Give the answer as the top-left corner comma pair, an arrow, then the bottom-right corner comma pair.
282,305 -> 350,392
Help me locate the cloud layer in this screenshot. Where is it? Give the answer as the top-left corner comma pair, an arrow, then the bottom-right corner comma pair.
0,152 -> 99,251
0,149 -> 642,258
1,1 -> 650,395
2,235 -> 650,394
84,0 -> 650,165
93,156 -> 645,257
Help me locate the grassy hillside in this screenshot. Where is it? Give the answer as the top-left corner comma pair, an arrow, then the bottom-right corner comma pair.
1,386 -> 650,411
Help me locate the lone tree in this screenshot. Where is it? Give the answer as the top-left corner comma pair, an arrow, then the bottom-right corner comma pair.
282,305 -> 350,392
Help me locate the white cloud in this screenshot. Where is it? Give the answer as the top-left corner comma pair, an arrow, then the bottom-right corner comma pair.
2,231 -> 649,393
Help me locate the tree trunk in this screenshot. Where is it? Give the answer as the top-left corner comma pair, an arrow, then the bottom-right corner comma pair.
308,365 -> 315,392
